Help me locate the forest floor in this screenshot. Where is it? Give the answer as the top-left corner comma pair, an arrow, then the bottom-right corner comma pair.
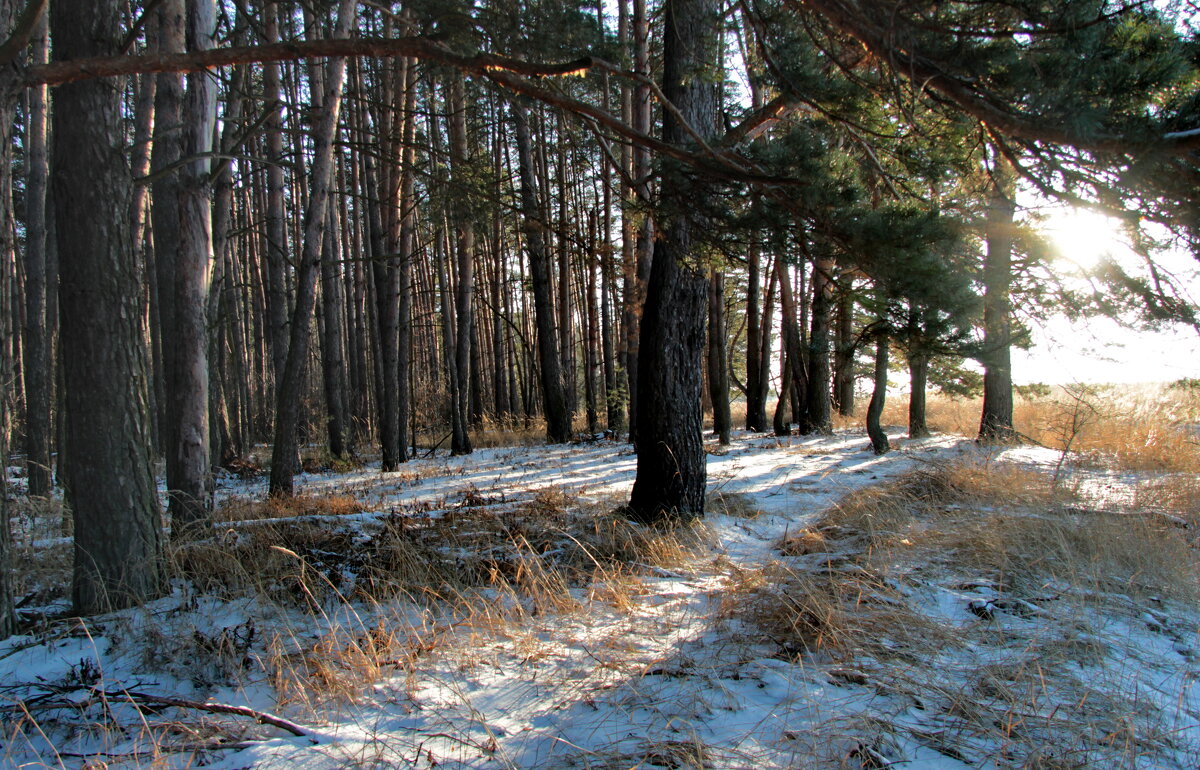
2,424 -> 1199,768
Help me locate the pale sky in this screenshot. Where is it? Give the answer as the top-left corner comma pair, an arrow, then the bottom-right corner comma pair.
1014,315 -> 1200,385
1014,206 -> 1200,386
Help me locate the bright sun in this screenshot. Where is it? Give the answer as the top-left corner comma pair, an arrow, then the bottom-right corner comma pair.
1042,207 -> 1131,270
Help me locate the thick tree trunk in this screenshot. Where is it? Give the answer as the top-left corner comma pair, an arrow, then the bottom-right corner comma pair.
21,13 -> 51,498
512,100 -> 571,443
908,350 -> 930,439
53,0 -> 164,613
627,0 -> 721,523
269,0 -> 355,496
801,254 -> 834,435
708,269 -> 731,444
979,167 -> 1017,442
867,333 -> 890,455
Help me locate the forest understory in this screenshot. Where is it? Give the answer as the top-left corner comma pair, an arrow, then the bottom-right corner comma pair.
2,386 -> 1199,769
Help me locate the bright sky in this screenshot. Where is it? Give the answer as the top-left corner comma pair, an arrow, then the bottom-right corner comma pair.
1013,206 -> 1200,385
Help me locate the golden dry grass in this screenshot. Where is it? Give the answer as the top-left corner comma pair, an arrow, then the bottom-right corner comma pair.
727,458 -> 1200,767
869,382 -> 1200,473
215,492 -> 368,522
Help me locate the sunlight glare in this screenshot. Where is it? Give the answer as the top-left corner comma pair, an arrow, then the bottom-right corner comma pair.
1043,207 -> 1131,270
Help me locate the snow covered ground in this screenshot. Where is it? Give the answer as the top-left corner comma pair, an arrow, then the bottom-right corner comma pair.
2,428 -> 1197,768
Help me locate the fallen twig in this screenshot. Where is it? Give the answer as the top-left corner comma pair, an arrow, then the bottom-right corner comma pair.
110,690 -> 319,743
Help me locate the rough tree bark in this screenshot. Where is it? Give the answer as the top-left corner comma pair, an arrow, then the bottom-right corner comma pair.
979,162 -> 1017,442
53,0 -> 164,613
512,99 -> 571,443
170,0 -> 218,535
801,253 -> 834,435
908,350 -> 930,438
867,331 -> 890,455
832,283 -> 855,417
627,0 -> 721,523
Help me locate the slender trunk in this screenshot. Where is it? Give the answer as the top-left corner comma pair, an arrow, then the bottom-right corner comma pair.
775,259 -> 807,426
149,0 -> 184,482
512,100 -> 571,443
0,393 -> 10,637
628,0 -> 721,523
773,351 -> 791,437
448,73 -> 474,455
626,0 -> 653,438
744,238 -> 768,432
21,13 -> 51,497
262,0 -> 290,393
396,62 -> 418,463
170,0 -> 218,536
269,0 -> 355,496
867,332 -> 890,455
585,214 -> 601,435
53,0 -> 164,613
832,284 -> 855,417
319,203 -> 349,459
708,269 -> 731,444
801,253 -> 834,434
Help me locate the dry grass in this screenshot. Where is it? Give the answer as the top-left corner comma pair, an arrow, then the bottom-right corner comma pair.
214,492 -> 368,522
874,383 -> 1200,473
728,458 -> 1200,767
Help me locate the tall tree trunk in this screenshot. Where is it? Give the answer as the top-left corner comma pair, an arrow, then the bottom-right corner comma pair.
801,253 -> 834,434
262,0 -> 290,395
744,237 -> 768,432
627,0 -> 721,523
149,0 -> 184,486
626,0 -> 653,438
908,350 -> 930,439
708,269 -> 731,444
53,0 -> 164,613
775,259 -> 807,428
773,350 -> 791,437
396,61 -> 418,463
832,283 -> 855,417
21,12 -> 50,497
867,331 -> 890,455
319,203 -> 349,459
0,0 -> 16,637
269,0 -> 355,496
448,73 -> 474,455
979,163 -> 1016,442
512,99 -> 571,443
170,0 -> 218,536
